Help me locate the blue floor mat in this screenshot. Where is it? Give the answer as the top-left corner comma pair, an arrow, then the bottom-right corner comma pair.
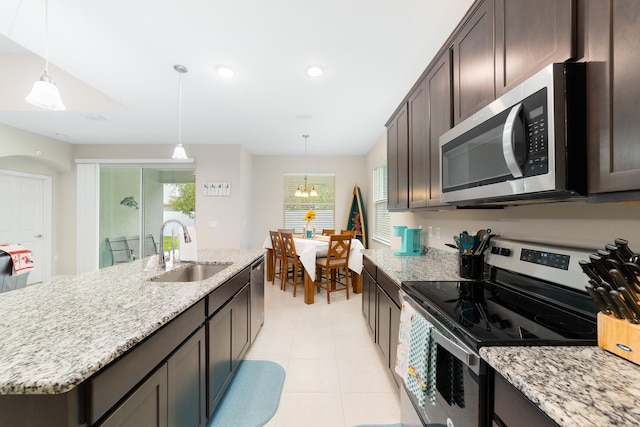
207,360 -> 286,427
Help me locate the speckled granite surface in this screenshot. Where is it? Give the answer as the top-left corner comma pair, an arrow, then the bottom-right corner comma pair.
363,248 -> 465,284
481,346 -> 640,427
0,249 -> 263,395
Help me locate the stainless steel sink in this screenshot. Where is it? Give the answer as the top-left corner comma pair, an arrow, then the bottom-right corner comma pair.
148,263 -> 231,282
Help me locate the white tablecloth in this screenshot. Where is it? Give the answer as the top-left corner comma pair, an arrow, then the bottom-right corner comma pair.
263,235 -> 364,279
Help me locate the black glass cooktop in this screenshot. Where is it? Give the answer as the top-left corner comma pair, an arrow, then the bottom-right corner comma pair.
402,269 -> 598,350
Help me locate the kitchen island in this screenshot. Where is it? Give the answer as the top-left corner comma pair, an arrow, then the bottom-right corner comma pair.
481,346 -> 640,427
0,248 -> 264,426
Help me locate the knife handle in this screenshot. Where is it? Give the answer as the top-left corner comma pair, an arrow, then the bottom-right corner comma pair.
597,287 -> 624,318
608,268 -> 636,299
624,262 -> 640,292
610,290 -> 639,324
585,284 -> 611,315
590,254 -> 612,283
579,260 -> 603,285
617,287 -> 640,319
615,238 -> 635,261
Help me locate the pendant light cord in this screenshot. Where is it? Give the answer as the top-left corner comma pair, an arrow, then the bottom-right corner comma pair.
178,70 -> 183,144
44,0 -> 49,76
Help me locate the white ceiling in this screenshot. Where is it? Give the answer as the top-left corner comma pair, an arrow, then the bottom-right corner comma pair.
0,0 -> 473,156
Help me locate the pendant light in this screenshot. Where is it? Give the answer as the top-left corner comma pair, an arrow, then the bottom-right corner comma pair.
25,0 -> 66,111
294,134 -> 318,198
172,64 -> 188,160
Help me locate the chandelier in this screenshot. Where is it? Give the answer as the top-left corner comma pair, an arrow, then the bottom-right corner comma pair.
294,135 -> 317,198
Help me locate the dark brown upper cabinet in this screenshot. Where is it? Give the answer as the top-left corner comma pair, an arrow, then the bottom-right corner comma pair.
407,51 -> 454,210
408,79 -> 429,209
386,104 -> 409,211
585,0 -> 640,200
426,52 -> 454,208
452,0 -> 495,125
495,0 -> 575,96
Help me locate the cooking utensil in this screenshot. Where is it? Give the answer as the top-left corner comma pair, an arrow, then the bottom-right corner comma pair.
597,286 -> 624,318
445,243 -> 460,250
459,232 -> 475,254
585,283 -> 611,314
610,290 -> 639,323
617,286 -> 640,319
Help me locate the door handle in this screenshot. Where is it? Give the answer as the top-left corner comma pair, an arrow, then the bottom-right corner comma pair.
35,234 -> 43,238
502,103 -> 524,178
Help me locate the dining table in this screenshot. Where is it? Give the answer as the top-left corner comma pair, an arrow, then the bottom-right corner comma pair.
263,234 -> 365,304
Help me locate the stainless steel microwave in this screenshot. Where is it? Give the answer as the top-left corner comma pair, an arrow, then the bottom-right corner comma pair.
439,63 -> 586,205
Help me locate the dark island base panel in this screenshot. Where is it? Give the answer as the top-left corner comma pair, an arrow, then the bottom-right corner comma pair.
0,387 -> 84,426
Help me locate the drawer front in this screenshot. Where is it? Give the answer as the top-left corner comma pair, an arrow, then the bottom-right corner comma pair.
207,267 -> 250,316
377,270 -> 401,308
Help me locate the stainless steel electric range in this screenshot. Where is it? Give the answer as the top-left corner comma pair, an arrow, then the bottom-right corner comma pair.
399,238 -> 598,427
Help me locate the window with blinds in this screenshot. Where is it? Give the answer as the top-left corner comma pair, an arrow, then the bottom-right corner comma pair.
373,162 -> 391,243
283,174 -> 335,233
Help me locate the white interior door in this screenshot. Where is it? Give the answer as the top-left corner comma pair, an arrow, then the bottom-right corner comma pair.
0,171 -> 51,284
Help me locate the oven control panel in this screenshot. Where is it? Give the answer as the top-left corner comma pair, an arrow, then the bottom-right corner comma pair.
486,238 -> 593,292
520,248 -> 570,270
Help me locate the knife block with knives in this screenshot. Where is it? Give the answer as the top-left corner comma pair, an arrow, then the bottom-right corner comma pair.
582,238 -> 640,365
597,312 -> 640,365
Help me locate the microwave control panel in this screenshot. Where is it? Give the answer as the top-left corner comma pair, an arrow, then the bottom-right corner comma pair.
522,88 -> 549,177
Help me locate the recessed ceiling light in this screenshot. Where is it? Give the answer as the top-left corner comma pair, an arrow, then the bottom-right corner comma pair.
217,66 -> 235,78
306,66 -> 323,77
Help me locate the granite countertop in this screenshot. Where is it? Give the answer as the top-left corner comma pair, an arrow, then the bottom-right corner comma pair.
0,248 -> 263,395
363,247 -> 465,284
481,346 -> 640,427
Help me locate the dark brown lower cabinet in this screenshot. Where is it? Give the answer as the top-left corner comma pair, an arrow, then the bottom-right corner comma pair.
168,328 -> 206,427
207,282 -> 251,418
362,258 -> 376,337
99,364 -> 168,427
373,270 -> 401,388
492,372 -> 557,427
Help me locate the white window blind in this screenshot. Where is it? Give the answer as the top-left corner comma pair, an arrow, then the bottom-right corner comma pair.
373,162 -> 390,243
283,174 -> 335,233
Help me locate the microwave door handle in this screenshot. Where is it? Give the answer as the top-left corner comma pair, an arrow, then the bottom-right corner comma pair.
502,103 -> 524,178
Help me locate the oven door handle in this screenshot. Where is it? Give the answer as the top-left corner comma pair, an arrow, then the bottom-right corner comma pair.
432,328 -> 479,373
502,102 -> 524,178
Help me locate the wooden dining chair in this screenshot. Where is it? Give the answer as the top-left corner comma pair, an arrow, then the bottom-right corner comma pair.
280,232 -> 304,297
314,234 -> 352,304
269,230 -> 286,287
341,229 -> 357,238
321,229 -> 335,236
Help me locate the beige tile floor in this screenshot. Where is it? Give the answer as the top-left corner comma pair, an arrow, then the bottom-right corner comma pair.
245,277 -> 401,427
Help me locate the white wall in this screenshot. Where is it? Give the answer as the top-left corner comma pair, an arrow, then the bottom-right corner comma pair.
251,155 -> 367,249
0,125 -> 76,276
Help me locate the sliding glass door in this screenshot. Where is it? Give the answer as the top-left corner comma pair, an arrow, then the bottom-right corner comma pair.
99,166 -> 195,269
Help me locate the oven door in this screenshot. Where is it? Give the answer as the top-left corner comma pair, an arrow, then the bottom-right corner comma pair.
400,294 -> 486,427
